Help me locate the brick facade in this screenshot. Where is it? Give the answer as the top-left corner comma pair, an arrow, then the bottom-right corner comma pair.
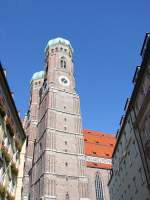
22,38 -> 116,200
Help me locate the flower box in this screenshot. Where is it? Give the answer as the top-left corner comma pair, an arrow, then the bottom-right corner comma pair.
6,192 -> 15,200
1,145 -> 11,164
6,117 -> 15,137
15,139 -> 22,152
0,184 -> 6,198
11,162 -> 18,177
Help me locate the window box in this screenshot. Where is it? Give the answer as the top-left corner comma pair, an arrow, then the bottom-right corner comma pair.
0,184 -> 6,198
1,145 -> 11,164
15,139 -> 22,152
6,192 -> 15,200
6,117 -> 15,137
11,162 -> 18,177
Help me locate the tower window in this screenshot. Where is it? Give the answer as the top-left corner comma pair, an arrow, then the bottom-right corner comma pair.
65,162 -> 68,167
60,57 -> 66,69
65,192 -> 69,200
39,143 -> 42,152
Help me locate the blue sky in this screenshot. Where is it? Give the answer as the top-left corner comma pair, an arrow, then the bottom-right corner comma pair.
0,0 -> 149,133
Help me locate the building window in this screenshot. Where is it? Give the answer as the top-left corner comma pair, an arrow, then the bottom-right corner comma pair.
65,192 -> 69,200
39,143 -> 42,153
133,140 -> 138,157
133,176 -> 138,194
65,162 -> 68,167
139,168 -> 145,185
95,172 -> 104,200
60,57 -> 66,69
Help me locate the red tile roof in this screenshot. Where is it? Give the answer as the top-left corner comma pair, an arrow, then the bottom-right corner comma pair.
82,129 -> 116,169
86,162 -> 112,170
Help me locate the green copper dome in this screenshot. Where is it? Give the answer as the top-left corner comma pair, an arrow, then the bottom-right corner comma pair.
45,37 -> 73,52
31,71 -> 45,83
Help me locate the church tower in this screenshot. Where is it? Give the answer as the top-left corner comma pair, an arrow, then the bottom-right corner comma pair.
22,71 -> 44,200
29,38 -> 90,200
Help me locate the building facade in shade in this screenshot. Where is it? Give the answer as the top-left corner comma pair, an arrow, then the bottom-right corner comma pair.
83,130 -> 116,200
22,38 -> 116,200
108,33 -> 150,200
0,64 -> 26,200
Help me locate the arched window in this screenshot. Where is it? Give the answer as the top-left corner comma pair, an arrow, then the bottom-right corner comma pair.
60,57 -> 66,69
95,172 -> 104,200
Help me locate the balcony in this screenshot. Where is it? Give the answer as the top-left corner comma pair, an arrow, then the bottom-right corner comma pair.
0,96 -> 6,118
6,116 -> 15,137
0,184 -> 6,198
6,191 -> 15,200
1,145 -> 11,164
11,162 -> 18,177
15,138 -> 22,152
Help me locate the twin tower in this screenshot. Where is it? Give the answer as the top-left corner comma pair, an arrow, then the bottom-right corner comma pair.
22,38 -> 90,200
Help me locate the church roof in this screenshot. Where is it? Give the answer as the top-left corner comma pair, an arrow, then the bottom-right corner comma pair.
82,129 -> 116,169
45,37 -> 73,52
31,71 -> 45,82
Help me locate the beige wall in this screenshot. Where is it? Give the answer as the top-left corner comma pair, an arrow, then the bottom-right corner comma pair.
15,140 -> 26,200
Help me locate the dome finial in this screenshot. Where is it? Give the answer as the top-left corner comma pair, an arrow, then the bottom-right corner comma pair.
45,37 -> 73,52
30,71 -> 45,84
